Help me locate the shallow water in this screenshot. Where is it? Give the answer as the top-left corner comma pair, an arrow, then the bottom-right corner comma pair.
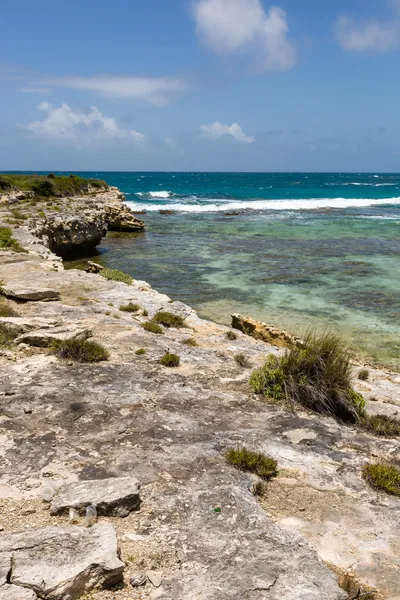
63,172 -> 400,370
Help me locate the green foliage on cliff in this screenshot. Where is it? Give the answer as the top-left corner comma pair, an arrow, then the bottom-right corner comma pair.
0,173 -> 107,198
159,352 -> 180,367
250,331 -> 365,423
225,447 -> 278,481
362,462 -> 400,497
360,414 -> 400,437
120,302 -> 140,313
142,321 -> 164,334
152,311 -> 185,328
100,267 -> 133,285
0,227 -> 25,252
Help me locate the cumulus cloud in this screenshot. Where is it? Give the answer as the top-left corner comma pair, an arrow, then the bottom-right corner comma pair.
26,102 -> 146,143
193,0 -> 296,71
200,121 -> 255,143
335,14 -> 400,53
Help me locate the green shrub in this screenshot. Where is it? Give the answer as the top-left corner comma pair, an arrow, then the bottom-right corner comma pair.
135,348 -> 146,355
52,338 -> 109,363
100,267 -> 133,285
182,337 -> 198,346
152,311 -> 185,328
120,302 -> 140,313
225,447 -> 278,481
250,332 -> 364,423
360,414 -> 400,437
226,330 -> 237,340
0,323 -> 18,346
0,301 -> 18,317
142,309 -> 149,316
11,209 -> 27,220
362,462 -> 400,497
0,174 -> 107,197
234,353 -> 251,368
0,227 -> 24,252
159,352 -> 180,367
358,369 -> 369,381
142,321 -> 164,335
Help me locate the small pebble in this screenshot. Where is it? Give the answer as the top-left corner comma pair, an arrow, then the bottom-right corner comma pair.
130,573 -> 147,587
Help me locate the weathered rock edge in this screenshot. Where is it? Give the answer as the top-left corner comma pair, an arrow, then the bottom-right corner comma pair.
232,313 -> 305,348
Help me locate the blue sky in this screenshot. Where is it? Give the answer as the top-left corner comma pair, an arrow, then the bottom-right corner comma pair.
1,0 -> 400,171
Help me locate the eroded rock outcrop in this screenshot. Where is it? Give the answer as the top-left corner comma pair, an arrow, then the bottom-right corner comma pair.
232,313 -> 304,348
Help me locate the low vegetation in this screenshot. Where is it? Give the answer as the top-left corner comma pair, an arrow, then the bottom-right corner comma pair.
0,300 -> 18,317
135,348 -> 146,355
225,447 -> 278,481
119,302 -> 140,313
234,353 -> 251,368
362,462 -> 400,497
0,227 -> 25,252
360,414 -> 400,437
11,209 -> 28,221
152,311 -> 185,328
52,338 -> 109,363
250,331 -> 365,423
358,368 -> 369,381
142,321 -> 164,335
226,330 -> 237,340
0,323 -> 18,347
100,267 -> 133,285
159,352 -> 180,367
182,337 -> 198,346
0,173 -> 107,197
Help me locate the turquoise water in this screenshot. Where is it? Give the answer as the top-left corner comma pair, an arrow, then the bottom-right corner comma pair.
62,172 -> 399,370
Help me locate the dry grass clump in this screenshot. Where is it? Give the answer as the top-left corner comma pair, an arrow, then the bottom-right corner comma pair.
182,337 -> 198,346
152,311 -> 185,328
159,352 -> 180,367
0,323 -> 18,347
52,338 -> 109,363
362,462 -> 400,497
226,330 -> 237,340
234,353 -> 251,368
360,414 -> 400,437
225,447 -> 278,481
100,267 -> 133,285
142,321 -> 164,335
119,302 -> 140,313
0,300 -> 18,317
358,368 -> 369,381
250,331 -> 365,423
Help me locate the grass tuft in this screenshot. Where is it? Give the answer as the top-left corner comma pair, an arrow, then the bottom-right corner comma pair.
135,348 -> 146,355
234,353 -> 251,368
159,352 -> 180,367
100,268 -> 133,285
362,462 -> 400,497
226,330 -> 237,340
225,447 -> 278,481
119,302 -> 140,313
0,227 -> 25,252
52,338 -> 109,363
358,368 -> 369,381
360,414 -> 400,437
0,301 -> 18,317
182,337 -> 198,347
152,311 -> 185,328
142,321 -> 164,335
250,331 -> 365,423
0,323 -> 19,347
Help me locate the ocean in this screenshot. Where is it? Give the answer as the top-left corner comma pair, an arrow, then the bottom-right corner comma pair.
64,172 -> 400,370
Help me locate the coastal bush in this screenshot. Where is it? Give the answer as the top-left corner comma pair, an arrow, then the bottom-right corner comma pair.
234,353 -> 251,368
52,338 -> 109,363
358,369 -> 369,381
362,462 -> 400,497
135,348 -> 146,355
250,331 -> 365,423
0,227 -> 24,252
142,321 -> 164,334
182,337 -> 198,346
225,447 -> 278,481
152,311 -> 185,328
0,301 -> 18,317
120,302 -> 140,313
159,352 -> 180,367
360,414 -> 400,437
0,174 -> 107,197
0,323 -> 18,347
100,267 -> 133,285
226,330 -> 237,340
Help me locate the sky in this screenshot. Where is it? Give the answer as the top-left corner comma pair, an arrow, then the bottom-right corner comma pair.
1,0 -> 400,172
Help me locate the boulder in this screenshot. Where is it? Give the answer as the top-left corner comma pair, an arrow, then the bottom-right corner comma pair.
50,477 -> 141,517
0,285 -> 60,302
231,314 -> 304,348
16,326 -> 92,348
0,524 -> 124,600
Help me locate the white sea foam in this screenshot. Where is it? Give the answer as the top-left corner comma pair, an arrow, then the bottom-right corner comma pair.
127,197 -> 400,213
148,191 -> 171,198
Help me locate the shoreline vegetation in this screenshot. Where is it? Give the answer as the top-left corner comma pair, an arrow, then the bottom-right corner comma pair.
0,174 -> 399,599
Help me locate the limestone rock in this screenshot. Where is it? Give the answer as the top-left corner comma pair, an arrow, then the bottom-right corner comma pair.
50,477 -> 141,517
0,317 -> 57,334
16,325 -> 92,348
0,524 -> 124,600
0,586 -> 37,600
0,285 -> 60,302
232,313 -> 304,348
104,203 -> 145,232
86,261 -> 104,274
33,213 -> 108,256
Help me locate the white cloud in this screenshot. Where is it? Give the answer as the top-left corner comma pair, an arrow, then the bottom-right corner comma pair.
335,15 -> 400,53
200,121 -> 255,143
193,0 -> 296,71
165,137 -> 178,148
26,102 -> 146,143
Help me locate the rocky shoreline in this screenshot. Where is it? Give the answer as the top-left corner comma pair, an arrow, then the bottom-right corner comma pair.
0,185 -> 399,600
